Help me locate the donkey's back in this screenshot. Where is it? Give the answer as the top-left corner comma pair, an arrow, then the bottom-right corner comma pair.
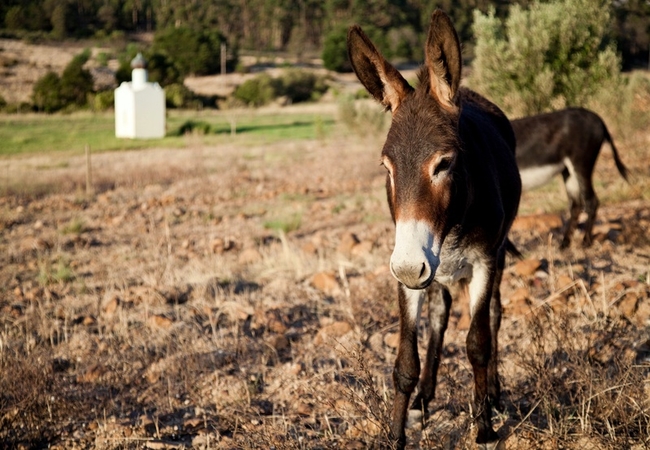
512,107 -> 629,247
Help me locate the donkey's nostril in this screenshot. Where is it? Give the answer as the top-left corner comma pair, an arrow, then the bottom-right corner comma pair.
419,262 -> 427,278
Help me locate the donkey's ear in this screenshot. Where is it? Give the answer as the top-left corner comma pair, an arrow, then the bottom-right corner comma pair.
425,10 -> 461,111
347,25 -> 412,112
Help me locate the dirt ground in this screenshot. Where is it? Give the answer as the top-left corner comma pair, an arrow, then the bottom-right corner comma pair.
0,112 -> 649,449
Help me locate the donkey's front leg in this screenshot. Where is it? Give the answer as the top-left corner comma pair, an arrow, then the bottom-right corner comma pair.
410,283 -> 451,413
391,284 -> 424,449
466,262 -> 499,445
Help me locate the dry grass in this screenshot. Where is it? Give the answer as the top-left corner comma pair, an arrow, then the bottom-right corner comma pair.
1,98 -> 649,450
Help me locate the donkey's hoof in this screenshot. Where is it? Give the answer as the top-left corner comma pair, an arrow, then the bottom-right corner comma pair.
477,439 -> 505,450
406,408 -> 423,429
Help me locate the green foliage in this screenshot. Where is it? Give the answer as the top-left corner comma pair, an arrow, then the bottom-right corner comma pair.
470,0 -> 621,117
32,71 -> 63,113
233,74 -> 281,107
232,70 -> 329,107
322,26 -> 351,72
60,49 -> 94,107
153,26 -> 234,76
165,83 -> 197,109
175,120 -> 211,136
116,48 -> 183,87
91,90 -> 114,112
277,70 -> 328,103
337,95 -> 387,136
32,50 -> 94,112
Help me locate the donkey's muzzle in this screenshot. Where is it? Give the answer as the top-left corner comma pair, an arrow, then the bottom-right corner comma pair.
390,260 -> 434,290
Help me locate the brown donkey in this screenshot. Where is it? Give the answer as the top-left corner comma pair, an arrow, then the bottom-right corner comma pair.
348,10 -> 521,448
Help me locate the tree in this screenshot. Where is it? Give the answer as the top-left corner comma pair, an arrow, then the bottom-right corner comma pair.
60,50 -> 94,106
152,26 -> 233,76
322,26 -> 351,72
32,72 -> 63,113
470,0 -> 621,117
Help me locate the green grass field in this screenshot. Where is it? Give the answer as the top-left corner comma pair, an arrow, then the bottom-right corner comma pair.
0,109 -> 336,156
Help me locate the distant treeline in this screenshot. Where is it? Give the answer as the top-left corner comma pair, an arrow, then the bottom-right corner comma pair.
2,0 -> 649,70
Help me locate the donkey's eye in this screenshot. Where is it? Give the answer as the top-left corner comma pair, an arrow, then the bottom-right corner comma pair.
433,158 -> 452,177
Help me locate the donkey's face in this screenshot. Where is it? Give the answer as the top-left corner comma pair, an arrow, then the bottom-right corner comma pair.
348,13 -> 462,290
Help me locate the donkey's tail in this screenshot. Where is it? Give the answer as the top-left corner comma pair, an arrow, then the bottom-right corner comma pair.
602,123 -> 630,182
505,238 -> 523,259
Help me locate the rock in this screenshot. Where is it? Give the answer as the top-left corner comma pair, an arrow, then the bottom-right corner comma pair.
314,321 -> 353,345
383,332 -> 399,349
337,233 -> 360,255
210,237 -> 235,254
103,296 -> 120,316
511,213 -> 563,233
310,271 -> 340,295
77,364 -> 103,383
513,258 -> 543,277
616,292 -> 639,319
148,314 -> 173,329
82,316 -> 96,326
351,240 -> 373,256
301,241 -> 318,254
269,334 -> 290,350
295,401 -> 313,416
556,274 -> 574,289
238,248 -> 262,264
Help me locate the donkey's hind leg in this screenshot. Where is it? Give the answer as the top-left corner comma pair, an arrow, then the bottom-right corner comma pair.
561,166 -> 583,248
488,247 -> 505,411
580,178 -> 599,247
410,282 -> 451,414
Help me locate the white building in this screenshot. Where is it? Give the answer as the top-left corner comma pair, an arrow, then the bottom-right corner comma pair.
114,53 -> 165,139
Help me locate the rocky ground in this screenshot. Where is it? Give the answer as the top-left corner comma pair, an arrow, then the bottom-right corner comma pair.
0,121 -> 649,449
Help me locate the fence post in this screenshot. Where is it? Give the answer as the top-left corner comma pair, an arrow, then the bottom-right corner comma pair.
85,144 -> 93,196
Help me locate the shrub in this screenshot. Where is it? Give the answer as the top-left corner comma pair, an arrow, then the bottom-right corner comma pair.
32,72 -> 63,113
470,0 -> 621,117
277,70 -> 328,103
337,95 -> 387,136
91,90 -> 114,111
176,120 -> 211,136
233,74 -> 280,107
322,26 -> 351,72
60,49 -> 94,107
165,83 -> 196,108
116,48 -> 183,87
152,26 -> 235,76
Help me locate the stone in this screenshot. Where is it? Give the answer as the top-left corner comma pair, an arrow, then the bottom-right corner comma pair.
238,248 -> 262,264
351,240 -> 373,256
314,321 -> 353,345
103,296 -> 120,316
310,271 -> 340,295
513,258 -> 543,277
337,233 -> 360,254
148,314 -> 173,329
511,213 -> 563,233
383,332 -> 399,349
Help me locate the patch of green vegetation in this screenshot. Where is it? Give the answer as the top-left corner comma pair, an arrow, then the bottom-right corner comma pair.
60,217 -> 86,235
0,110 -> 337,156
38,258 -> 75,285
263,214 -> 302,233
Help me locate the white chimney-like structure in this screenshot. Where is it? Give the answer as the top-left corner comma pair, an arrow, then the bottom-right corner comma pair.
114,53 -> 165,139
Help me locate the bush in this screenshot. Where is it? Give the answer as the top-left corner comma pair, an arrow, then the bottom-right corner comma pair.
322,26 -> 351,72
32,50 -> 94,112
470,0 -> 621,117
165,83 -> 197,109
233,74 -> 280,107
32,72 -> 63,113
277,70 -> 328,103
60,49 -> 94,107
152,27 -> 235,77
90,90 -> 114,111
115,48 -> 183,87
